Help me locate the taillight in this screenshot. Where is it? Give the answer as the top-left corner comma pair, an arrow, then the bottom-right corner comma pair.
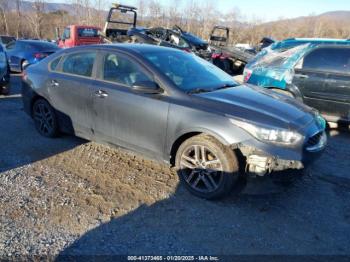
212,53 -> 221,59
243,69 -> 252,83
183,48 -> 192,53
34,53 -> 48,59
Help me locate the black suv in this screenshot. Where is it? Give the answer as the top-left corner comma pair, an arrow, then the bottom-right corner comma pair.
292,45 -> 350,123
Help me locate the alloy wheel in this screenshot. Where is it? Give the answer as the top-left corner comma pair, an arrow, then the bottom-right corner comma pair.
33,101 -> 55,136
180,145 -> 223,193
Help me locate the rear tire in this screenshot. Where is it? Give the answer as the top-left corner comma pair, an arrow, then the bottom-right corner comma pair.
32,99 -> 59,138
175,134 -> 239,199
0,85 -> 9,95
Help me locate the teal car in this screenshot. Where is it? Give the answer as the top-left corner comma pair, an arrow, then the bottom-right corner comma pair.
244,38 -> 350,89
244,39 -> 350,124
247,38 -> 350,71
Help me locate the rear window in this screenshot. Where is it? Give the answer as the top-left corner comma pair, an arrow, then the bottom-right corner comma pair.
62,52 -> 96,77
29,42 -> 59,51
77,28 -> 99,38
303,48 -> 350,73
50,56 -> 62,71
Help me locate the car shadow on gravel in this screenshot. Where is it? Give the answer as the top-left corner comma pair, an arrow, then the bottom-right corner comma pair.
56,164 -> 350,258
0,88 -> 86,173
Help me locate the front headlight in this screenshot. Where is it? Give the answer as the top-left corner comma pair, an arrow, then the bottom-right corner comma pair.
230,119 -> 303,145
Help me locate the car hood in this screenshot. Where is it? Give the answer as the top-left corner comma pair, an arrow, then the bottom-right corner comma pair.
194,84 -> 315,131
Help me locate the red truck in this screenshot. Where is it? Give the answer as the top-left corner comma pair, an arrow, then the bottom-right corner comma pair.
57,25 -> 103,48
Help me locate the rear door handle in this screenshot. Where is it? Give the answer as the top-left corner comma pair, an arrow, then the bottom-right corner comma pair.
95,90 -> 108,98
51,79 -> 59,87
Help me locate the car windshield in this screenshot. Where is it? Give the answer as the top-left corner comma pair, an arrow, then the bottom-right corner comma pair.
142,50 -> 238,93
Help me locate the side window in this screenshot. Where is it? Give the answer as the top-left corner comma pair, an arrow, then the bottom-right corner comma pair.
49,56 -> 62,71
303,48 -> 350,73
102,53 -> 152,86
62,52 -> 96,77
62,28 -> 71,40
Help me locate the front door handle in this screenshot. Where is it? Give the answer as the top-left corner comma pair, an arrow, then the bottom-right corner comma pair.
325,79 -> 336,83
51,79 -> 59,87
294,74 -> 309,79
95,90 -> 108,98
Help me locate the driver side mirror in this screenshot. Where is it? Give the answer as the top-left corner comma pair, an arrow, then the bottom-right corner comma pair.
132,80 -> 163,94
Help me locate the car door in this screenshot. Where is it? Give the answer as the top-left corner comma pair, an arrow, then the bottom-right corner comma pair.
46,51 -> 97,138
91,51 -> 170,158
6,41 -> 21,71
293,47 -> 350,120
0,45 -> 7,79
60,27 -> 74,48
321,48 -> 350,120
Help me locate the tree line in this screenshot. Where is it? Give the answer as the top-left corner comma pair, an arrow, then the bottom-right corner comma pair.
0,0 -> 349,44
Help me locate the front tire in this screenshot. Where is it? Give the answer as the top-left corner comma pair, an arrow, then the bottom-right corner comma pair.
32,99 -> 59,138
175,134 -> 240,199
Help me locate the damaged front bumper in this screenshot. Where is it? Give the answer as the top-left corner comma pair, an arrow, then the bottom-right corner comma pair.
235,131 -> 327,177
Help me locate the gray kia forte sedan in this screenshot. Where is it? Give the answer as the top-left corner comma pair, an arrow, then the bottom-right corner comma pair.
22,44 -> 327,199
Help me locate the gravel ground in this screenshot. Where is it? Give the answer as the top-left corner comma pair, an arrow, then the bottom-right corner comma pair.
0,76 -> 350,258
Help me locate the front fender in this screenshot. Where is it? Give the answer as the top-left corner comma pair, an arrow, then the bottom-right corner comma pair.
165,103 -> 253,159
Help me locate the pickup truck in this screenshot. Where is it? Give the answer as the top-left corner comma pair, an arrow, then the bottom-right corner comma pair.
57,25 -> 102,48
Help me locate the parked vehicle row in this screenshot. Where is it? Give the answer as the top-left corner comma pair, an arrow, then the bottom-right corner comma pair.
22,44 -> 327,199
102,4 -> 255,75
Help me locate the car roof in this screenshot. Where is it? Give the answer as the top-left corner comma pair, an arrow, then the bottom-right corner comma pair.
68,25 -> 101,28
282,38 -> 350,43
17,40 -> 51,44
66,43 -> 185,55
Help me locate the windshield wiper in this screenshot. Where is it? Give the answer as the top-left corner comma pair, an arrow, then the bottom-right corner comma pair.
187,83 -> 238,95
213,83 -> 238,91
187,88 -> 211,94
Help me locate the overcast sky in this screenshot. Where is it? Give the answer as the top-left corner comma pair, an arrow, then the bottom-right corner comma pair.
44,0 -> 349,22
